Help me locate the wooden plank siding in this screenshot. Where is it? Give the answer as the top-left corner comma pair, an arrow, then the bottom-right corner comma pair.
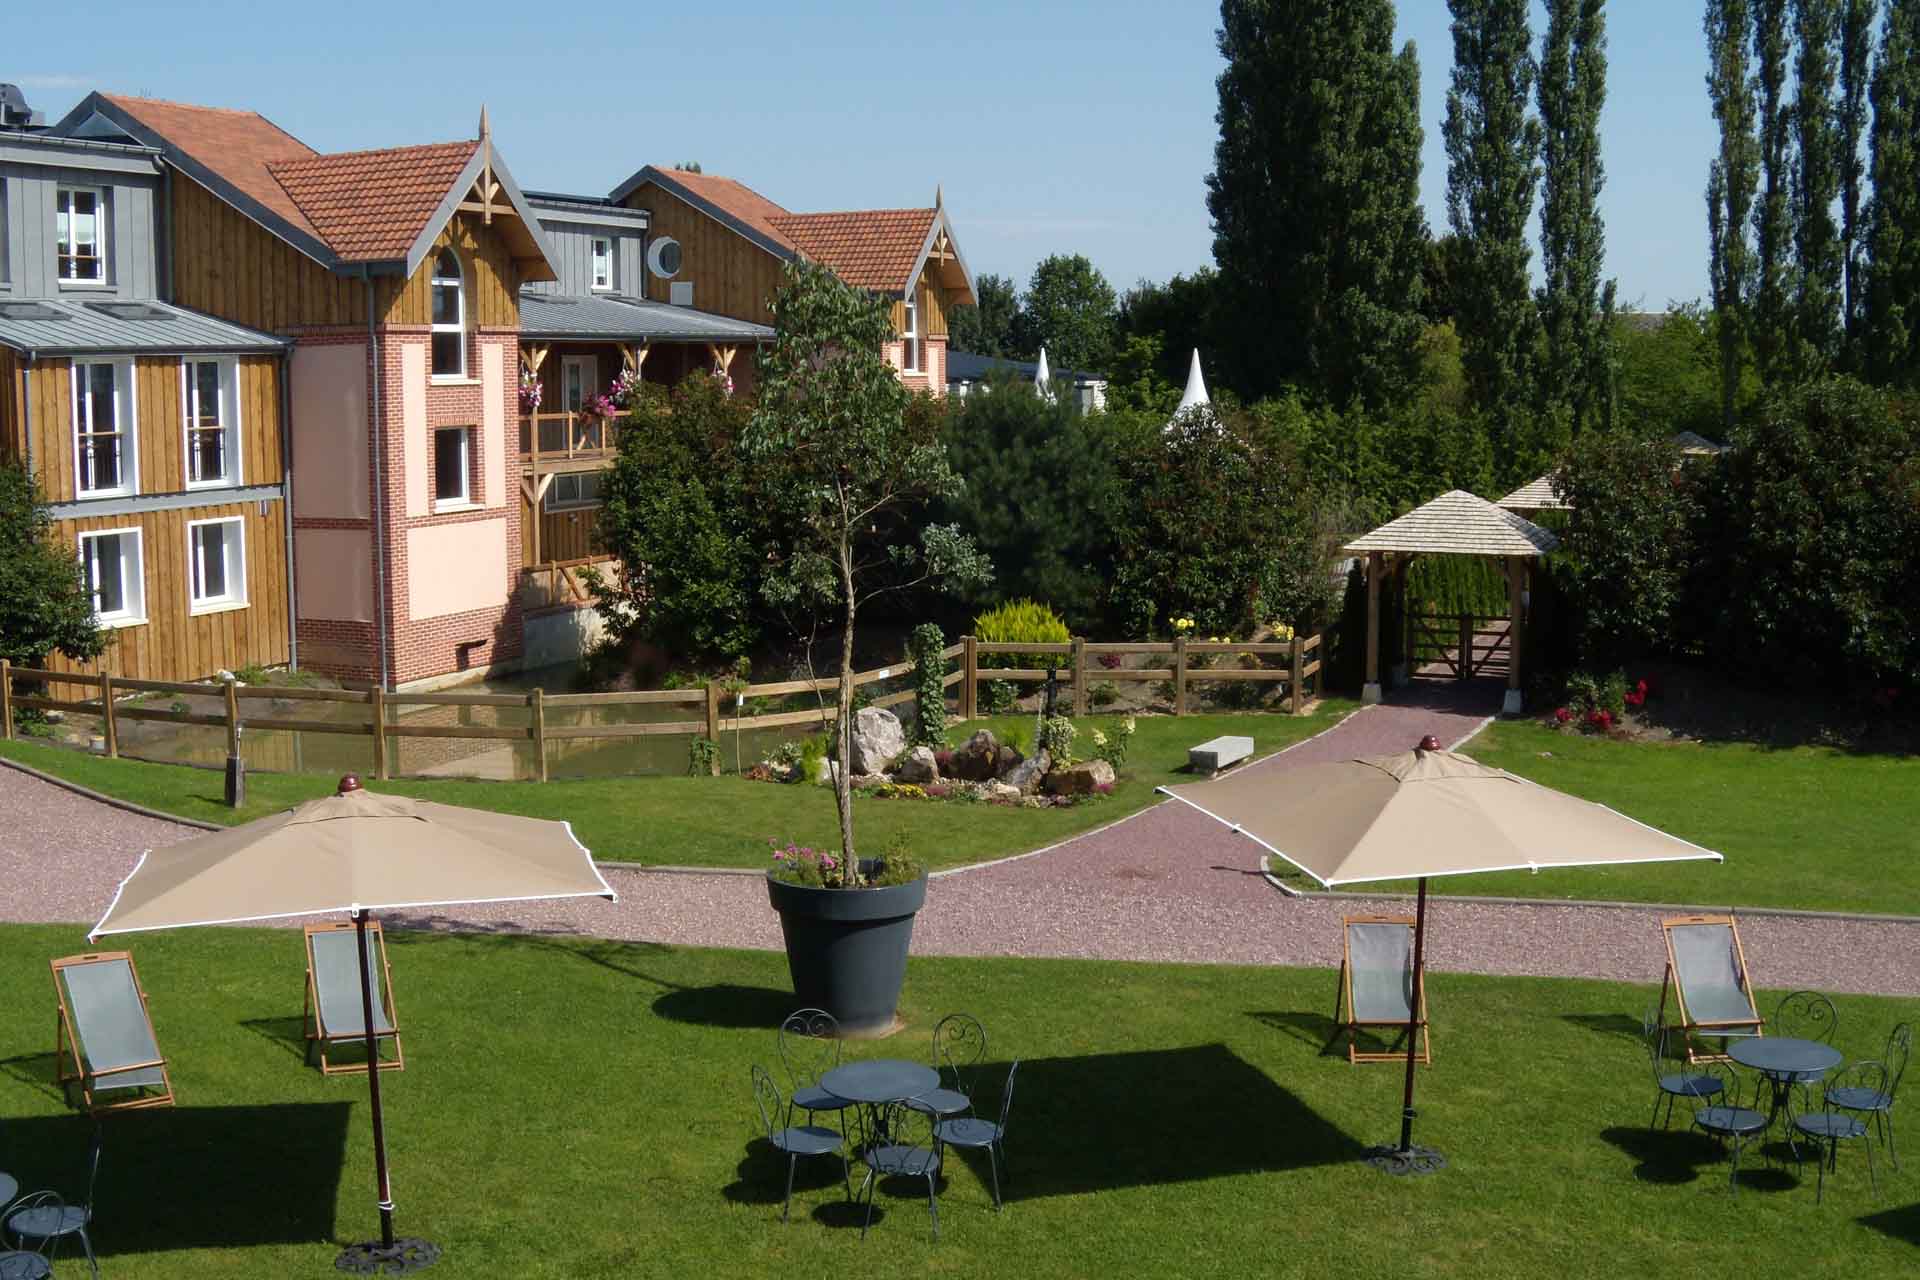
170,175 -> 367,333
522,496 -> 602,567
378,215 -> 520,330
44,499 -> 291,681
888,261 -> 951,338
621,183 -> 786,325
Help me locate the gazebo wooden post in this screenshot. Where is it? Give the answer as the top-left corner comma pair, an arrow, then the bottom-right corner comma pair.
1504,556 -> 1525,714
1363,552 -> 1383,705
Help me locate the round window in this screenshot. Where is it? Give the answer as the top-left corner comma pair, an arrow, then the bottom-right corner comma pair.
647,237 -> 683,279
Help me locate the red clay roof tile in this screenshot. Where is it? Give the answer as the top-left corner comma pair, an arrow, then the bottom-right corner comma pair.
648,170 -> 798,252
767,208 -> 936,293
269,141 -> 479,263
100,94 -> 323,241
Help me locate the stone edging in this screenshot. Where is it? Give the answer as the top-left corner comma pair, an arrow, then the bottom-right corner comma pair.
0,754 -> 224,832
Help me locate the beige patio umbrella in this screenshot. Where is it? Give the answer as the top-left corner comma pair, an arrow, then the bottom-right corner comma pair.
1159,735 -> 1721,1172
89,776 -> 616,1272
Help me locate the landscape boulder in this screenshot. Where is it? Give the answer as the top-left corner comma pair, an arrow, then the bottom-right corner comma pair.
1003,749 -> 1051,796
893,745 -> 939,784
1043,759 -> 1116,796
848,706 -> 908,775
949,729 -> 1002,781
992,745 -> 1024,778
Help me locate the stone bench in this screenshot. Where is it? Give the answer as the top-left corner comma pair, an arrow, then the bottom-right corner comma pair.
1188,735 -> 1254,774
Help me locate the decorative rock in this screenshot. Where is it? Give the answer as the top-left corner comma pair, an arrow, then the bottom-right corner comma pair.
949,729 -> 1002,782
893,745 -> 939,784
991,745 -> 1024,778
848,706 -> 907,775
1004,749 -> 1051,796
852,773 -> 887,791
985,782 -> 1022,802
1043,758 -> 1116,796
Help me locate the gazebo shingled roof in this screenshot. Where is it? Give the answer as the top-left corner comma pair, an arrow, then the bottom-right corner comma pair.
1342,489 -> 1560,558
1496,474 -> 1571,513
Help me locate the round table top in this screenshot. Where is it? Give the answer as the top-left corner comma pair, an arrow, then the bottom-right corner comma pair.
1729,1036 -> 1843,1077
820,1059 -> 940,1104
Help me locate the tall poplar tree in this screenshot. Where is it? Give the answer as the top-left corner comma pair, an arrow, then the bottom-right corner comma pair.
1207,0 -> 1429,410
1705,0 -> 1760,431
1839,0 -> 1878,354
1537,0 -> 1617,436
1444,0 -> 1543,479
1864,0 -> 1920,385
1790,0 -> 1845,377
1752,0 -> 1795,383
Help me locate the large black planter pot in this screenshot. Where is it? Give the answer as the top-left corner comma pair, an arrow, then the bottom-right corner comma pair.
765,871 -> 928,1037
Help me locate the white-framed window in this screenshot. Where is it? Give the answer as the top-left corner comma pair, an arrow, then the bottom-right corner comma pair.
187,516 -> 247,613
434,425 -> 473,508
182,358 -> 242,488
591,236 -> 613,290
545,471 -> 605,511
430,248 -> 465,378
901,292 -> 919,373
57,186 -> 106,282
78,527 -> 145,626
72,359 -> 136,497
561,355 -> 598,414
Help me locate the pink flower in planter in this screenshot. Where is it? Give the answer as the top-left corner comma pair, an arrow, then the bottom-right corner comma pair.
1554,707 -> 1571,724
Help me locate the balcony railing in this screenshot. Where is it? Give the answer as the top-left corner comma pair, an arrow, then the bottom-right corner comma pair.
519,412 -> 621,469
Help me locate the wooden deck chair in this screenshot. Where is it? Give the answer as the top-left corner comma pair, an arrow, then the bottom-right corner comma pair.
1334,915 -> 1431,1065
1658,914 -> 1764,1063
302,921 -> 404,1075
50,952 -> 175,1113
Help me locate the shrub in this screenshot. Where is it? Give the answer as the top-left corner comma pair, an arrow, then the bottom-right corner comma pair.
1039,714 -> 1077,766
906,622 -> 950,748
1091,716 -> 1135,769
1090,680 -> 1120,708
0,462 -> 105,668
982,679 -> 1019,715
1555,433 -> 1698,668
798,736 -> 828,786
686,737 -> 720,776
974,599 -> 1071,670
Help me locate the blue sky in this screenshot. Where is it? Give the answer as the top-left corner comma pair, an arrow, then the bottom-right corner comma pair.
10,2 -> 1716,310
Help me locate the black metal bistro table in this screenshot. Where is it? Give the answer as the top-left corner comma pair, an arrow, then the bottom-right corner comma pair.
820,1060 -> 940,1148
1729,1037 -> 1843,1136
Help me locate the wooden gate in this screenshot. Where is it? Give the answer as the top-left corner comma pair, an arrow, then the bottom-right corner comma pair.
1408,613 -> 1512,681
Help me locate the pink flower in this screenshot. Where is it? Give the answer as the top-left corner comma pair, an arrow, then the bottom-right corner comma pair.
772,850 -> 787,860
1554,707 -> 1571,724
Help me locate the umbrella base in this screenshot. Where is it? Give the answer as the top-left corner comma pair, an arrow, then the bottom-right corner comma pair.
335,1238 -> 442,1274
1363,1143 -> 1447,1177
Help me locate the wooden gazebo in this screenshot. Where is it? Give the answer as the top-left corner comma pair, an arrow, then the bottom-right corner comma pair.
1496,473 -> 1570,516
1342,490 -> 1560,714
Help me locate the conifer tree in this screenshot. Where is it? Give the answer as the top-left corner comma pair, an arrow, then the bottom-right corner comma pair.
1207,0 -> 1429,410
1789,0 -> 1846,377
1444,0 -> 1543,479
1537,0 -> 1617,436
1864,0 -> 1920,385
1752,0 -> 1795,382
1705,0 -> 1760,431
1839,0 -> 1878,354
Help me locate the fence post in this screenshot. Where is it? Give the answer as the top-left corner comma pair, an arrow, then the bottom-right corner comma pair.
1457,612 -> 1472,681
1173,635 -> 1189,716
1289,636 -> 1304,716
101,670 -> 119,757
530,688 -> 549,783
0,659 -> 11,741
1071,637 -> 1088,717
370,685 -> 389,781
704,682 -> 722,775
961,635 -> 977,721
223,677 -> 246,806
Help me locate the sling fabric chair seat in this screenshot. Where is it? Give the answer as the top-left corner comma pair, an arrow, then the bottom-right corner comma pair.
50,952 -> 174,1114
1335,916 -> 1430,1065
304,921 -> 403,1075
1658,914 -> 1763,1064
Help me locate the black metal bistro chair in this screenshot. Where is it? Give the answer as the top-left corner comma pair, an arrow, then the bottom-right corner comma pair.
750,1065 -> 851,1225
858,1100 -> 942,1242
778,1008 -> 854,1131
0,1192 -> 67,1280
1772,990 -> 1839,1047
1792,1061 -> 1882,1204
1689,1062 -> 1770,1194
4,1129 -> 99,1280
916,1013 -> 987,1120
1828,1022 -> 1909,1171
1643,1007 -> 1723,1130
934,1059 -> 1020,1211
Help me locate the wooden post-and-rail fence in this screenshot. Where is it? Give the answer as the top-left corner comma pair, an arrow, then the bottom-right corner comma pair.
0,630 -> 1322,795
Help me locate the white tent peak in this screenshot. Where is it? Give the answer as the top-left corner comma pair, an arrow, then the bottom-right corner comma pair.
1174,348 -> 1210,415
1033,346 -> 1055,403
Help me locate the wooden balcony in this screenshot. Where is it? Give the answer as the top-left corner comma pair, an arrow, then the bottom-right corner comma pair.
520,412 -> 621,474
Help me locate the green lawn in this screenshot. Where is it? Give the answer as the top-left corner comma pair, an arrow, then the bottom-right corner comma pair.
0,705 -> 1350,873
1446,720 -> 1920,916
0,923 -> 1912,1278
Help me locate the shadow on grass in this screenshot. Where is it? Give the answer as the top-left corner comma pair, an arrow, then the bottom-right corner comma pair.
653,984 -> 797,1030
1562,1013 -> 1643,1041
0,1051 -> 69,1106
1600,1124 -> 1796,1192
1858,1202 -> 1920,1247
8,1104 -> 349,1255
239,1014 -> 310,1063
1247,1011 -> 1342,1056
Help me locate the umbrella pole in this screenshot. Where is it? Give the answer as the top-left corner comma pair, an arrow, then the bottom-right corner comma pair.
357,909 -> 397,1248
1398,877 -> 1428,1153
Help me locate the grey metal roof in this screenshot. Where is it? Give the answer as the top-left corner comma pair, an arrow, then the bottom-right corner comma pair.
947,349 -> 1105,385
0,297 -> 288,356
518,291 -> 773,342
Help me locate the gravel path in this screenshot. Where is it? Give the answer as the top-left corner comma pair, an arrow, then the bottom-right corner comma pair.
4,687 -> 1917,999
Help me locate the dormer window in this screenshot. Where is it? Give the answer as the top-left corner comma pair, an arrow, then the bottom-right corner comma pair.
57,187 -> 105,282
901,292 -> 920,373
430,248 -> 465,378
591,237 -> 613,291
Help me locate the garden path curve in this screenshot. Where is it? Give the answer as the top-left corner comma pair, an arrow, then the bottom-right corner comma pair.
2,684 -> 1915,997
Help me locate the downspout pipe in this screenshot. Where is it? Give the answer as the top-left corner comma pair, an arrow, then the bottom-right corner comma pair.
20,351 -> 34,480
364,266 -> 390,691
278,345 -> 297,670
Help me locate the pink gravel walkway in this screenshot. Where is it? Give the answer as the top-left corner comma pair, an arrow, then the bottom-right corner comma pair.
4,687 -> 1917,999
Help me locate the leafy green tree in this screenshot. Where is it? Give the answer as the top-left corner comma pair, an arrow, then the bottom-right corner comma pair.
1614,307 -> 1746,442
1444,0 -> 1544,481
1011,254 -> 1117,375
1840,0 -> 1878,354
1536,0 -> 1618,436
1705,0 -> 1760,430
946,272 -> 1020,357
1116,269 -> 1222,396
936,373 -> 1125,630
1753,0 -> 1795,383
1790,0 -> 1846,377
1864,0 -> 1920,386
1207,0 -> 1429,410
0,462 -> 105,669
743,261 -> 990,863
1554,433 -> 1699,667
1102,332 -> 1183,416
